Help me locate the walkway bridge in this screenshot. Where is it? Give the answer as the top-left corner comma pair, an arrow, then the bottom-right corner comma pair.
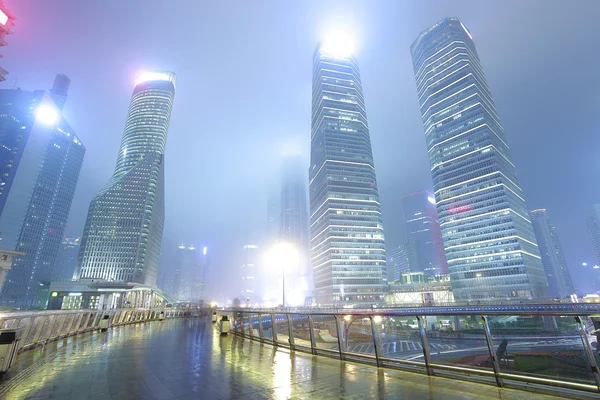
0,304 -> 597,399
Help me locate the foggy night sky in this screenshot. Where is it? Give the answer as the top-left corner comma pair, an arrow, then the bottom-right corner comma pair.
4,0 -> 600,298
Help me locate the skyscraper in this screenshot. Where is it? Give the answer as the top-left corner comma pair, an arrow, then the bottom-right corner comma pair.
400,191 -> 448,277
172,245 -> 196,302
53,237 -> 81,281
0,76 -> 85,308
530,209 -> 575,298
75,72 -> 176,285
309,36 -> 387,305
587,205 -> 600,267
241,245 -> 258,304
0,2 -> 14,82
389,244 -> 411,282
411,18 -> 548,300
280,157 -> 311,295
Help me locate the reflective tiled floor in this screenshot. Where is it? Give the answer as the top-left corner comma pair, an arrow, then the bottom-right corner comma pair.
0,318 -> 576,399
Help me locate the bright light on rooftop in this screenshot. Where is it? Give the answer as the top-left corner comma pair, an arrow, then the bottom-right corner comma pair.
322,31 -> 354,58
134,71 -> 176,88
35,105 -> 60,126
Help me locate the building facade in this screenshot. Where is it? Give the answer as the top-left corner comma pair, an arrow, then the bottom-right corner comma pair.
75,72 -> 176,286
587,205 -> 600,267
0,76 -> 85,308
400,191 -> 448,277
241,245 -> 258,304
53,237 -> 81,281
530,209 -> 575,298
309,40 -> 387,305
389,244 -> 411,282
0,1 -> 14,82
411,18 -> 548,300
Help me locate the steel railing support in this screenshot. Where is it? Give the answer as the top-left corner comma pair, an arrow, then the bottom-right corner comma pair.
307,315 -> 317,355
575,316 -> 600,391
270,313 -> 277,346
257,313 -> 264,342
286,314 -> 295,349
481,315 -> 503,387
416,316 -> 432,376
370,316 -> 384,367
334,315 -> 346,360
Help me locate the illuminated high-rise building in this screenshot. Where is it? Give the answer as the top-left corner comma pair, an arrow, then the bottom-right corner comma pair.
75,72 -> 176,285
411,18 -> 547,300
587,205 -> 600,266
53,237 -> 81,281
0,1 -> 14,82
530,209 -> 575,298
241,245 -> 258,304
0,76 -> 85,308
309,36 -> 387,305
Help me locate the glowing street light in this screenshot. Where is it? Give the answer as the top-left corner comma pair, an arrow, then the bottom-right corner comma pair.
35,105 -> 60,125
265,242 -> 299,308
322,31 -> 354,58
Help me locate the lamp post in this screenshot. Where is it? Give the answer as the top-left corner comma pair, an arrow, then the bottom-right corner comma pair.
267,242 -> 298,309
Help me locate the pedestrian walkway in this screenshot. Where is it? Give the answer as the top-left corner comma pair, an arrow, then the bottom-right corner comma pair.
0,318 -> 574,399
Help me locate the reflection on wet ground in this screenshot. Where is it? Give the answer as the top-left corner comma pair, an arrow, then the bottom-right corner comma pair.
0,318 -> 572,399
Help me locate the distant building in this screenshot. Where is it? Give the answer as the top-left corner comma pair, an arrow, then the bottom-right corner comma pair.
389,244 -> 411,282
75,72 -> 176,286
53,237 -> 81,281
399,191 -> 448,277
0,2 -> 14,82
242,245 -> 258,304
172,245 -> 197,302
587,205 -> 600,267
309,39 -> 387,305
0,75 -> 85,308
411,18 -> 547,300
530,209 -> 575,298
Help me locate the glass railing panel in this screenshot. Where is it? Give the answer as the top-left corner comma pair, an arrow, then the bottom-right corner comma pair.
38,316 -> 55,341
87,312 -> 98,328
259,314 -> 274,340
427,315 -> 492,373
290,314 -> 311,349
311,315 -> 339,352
378,315 -> 425,365
488,314 -> 596,385
343,315 -> 374,357
274,314 -> 290,345
1,318 -> 18,329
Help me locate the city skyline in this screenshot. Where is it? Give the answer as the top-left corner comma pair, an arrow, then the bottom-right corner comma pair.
1,1 -> 599,298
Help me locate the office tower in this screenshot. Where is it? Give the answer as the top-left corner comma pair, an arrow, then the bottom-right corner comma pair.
0,2 -> 14,82
400,191 -> 448,277
280,157 -> 311,296
198,246 -> 209,300
411,18 -> 547,300
172,245 -> 196,302
75,72 -> 176,285
389,244 -> 411,282
587,205 -> 600,266
53,237 -> 81,281
0,76 -> 85,308
242,245 -> 258,304
309,37 -> 387,305
530,209 -> 575,298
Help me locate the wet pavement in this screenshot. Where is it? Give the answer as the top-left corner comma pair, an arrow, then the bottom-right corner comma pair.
0,317 -> 574,399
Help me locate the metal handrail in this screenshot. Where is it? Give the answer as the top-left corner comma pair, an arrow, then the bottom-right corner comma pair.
0,307 -> 186,352
225,309 -> 600,396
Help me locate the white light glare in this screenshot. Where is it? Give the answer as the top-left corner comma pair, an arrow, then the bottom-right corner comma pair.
582,262 -> 588,266
35,105 -> 60,125
427,196 -> 436,205
322,31 -> 354,58
594,265 -> 600,270
134,71 -> 176,87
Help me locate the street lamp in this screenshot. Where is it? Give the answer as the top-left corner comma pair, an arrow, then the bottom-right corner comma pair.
266,242 -> 298,308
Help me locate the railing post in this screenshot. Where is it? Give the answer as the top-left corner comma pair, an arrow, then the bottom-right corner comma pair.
575,316 -> 600,391
416,316 -> 433,376
286,314 -> 295,349
334,315 -> 346,360
270,313 -> 277,345
257,313 -> 264,342
247,314 -> 253,339
18,318 -> 34,350
370,316 -> 384,367
481,315 -> 503,388
307,315 -> 317,355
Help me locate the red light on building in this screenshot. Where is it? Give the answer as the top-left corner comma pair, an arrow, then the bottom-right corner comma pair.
449,204 -> 473,214
0,1 -> 14,82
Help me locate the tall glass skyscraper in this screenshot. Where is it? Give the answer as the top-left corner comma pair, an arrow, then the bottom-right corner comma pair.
411,19 -> 548,300
530,209 -> 575,298
587,205 -> 600,266
0,76 -> 85,308
310,39 -> 387,305
75,72 -> 176,286
400,190 -> 448,277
